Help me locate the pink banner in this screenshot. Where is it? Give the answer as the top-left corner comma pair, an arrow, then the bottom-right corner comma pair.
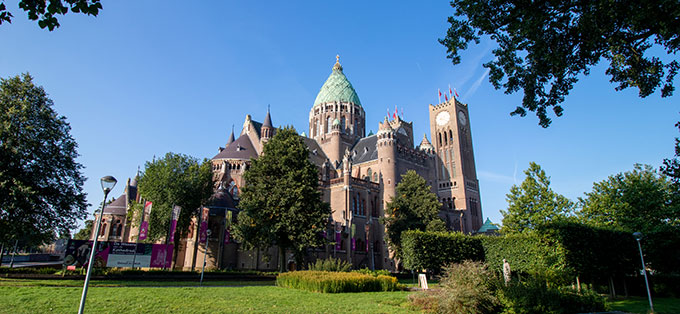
223,229 -> 231,244
169,205 -> 181,243
139,221 -> 148,240
352,238 -> 356,251
199,207 -> 209,244
150,244 -> 173,268
335,232 -> 341,250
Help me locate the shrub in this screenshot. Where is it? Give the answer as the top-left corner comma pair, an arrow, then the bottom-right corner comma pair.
496,277 -> 607,314
410,261 -> 500,314
307,257 -> 351,272
401,230 -> 484,274
352,268 -> 391,277
276,270 -> 402,293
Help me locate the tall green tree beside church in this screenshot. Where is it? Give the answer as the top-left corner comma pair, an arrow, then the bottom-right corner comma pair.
381,170 -> 445,260
502,162 -> 575,233
0,73 -> 88,247
137,153 -> 213,243
234,127 -> 330,272
441,0 -> 679,127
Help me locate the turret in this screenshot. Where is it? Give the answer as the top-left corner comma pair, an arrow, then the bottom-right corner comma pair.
377,117 -> 397,208
261,107 -> 274,142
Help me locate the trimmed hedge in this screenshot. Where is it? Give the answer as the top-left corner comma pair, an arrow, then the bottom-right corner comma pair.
276,271 -> 402,293
401,230 -> 484,273
401,222 -> 640,283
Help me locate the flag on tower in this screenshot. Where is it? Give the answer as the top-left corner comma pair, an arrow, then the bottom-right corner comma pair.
445,94 -> 449,102
393,105 -> 398,120
438,89 -> 442,104
454,88 -> 460,98
449,84 -> 453,97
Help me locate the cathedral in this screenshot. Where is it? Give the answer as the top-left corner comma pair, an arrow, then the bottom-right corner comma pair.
95,56 -> 484,271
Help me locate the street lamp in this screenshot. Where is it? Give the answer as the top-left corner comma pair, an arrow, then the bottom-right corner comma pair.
455,208 -> 465,233
633,232 -> 654,313
78,176 -> 116,314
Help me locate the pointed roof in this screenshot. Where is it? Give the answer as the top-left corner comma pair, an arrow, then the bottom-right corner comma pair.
477,218 -> 500,233
212,134 -> 258,160
227,125 -> 235,145
419,133 -> 434,151
263,106 -> 273,128
313,55 -> 362,107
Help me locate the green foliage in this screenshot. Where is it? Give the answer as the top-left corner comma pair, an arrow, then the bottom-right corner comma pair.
276,270 -> 401,293
441,0 -> 680,127
307,257 -> 351,272
0,73 -> 87,247
137,152 -> 213,243
502,162 -> 575,234
0,1 -> 102,31
234,127 -> 330,272
381,170 -> 445,260
352,268 -> 391,277
410,261 -> 500,314
479,233 -> 566,282
401,230 -> 484,273
73,220 -> 93,240
497,278 -> 607,314
579,164 -> 680,273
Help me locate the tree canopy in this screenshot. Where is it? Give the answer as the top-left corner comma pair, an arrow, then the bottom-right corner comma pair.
0,73 -> 88,247
137,152 -> 213,243
73,219 -> 93,240
381,170 -> 445,260
501,162 -> 575,233
0,0 -> 102,30
234,127 -> 330,272
441,0 -> 679,127
578,164 -> 679,273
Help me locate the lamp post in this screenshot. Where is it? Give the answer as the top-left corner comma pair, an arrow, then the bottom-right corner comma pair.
200,229 -> 211,286
366,216 -> 374,271
633,232 -> 654,313
456,209 -> 465,233
78,176 -> 116,314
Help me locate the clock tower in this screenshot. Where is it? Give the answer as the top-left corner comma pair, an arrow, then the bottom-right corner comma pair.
429,98 -> 483,233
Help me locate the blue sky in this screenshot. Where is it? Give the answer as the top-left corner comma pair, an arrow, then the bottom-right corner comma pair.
1,1 -> 677,231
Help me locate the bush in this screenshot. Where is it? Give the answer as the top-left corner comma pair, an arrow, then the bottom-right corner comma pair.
401,230 -> 484,274
497,278 -> 607,314
410,261 -> 500,314
276,270 -> 402,293
307,257 -> 351,272
352,268 -> 391,277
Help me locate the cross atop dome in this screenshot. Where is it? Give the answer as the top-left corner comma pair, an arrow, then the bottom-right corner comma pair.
333,54 -> 343,71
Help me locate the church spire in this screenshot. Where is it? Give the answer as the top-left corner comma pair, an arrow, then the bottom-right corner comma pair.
227,125 -> 235,146
263,105 -> 273,128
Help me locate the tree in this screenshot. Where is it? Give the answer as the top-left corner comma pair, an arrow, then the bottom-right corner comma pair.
501,162 -> 575,233
381,170 -> 445,261
137,152 -> 213,252
0,0 -> 102,30
661,120 -> 680,197
234,127 -> 330,272
578,164 -> 679,273
0,73 -> 87,247
441,0 -> 679,127
73,219 -> 93,240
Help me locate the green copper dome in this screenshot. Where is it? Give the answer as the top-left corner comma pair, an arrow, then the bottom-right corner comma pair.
313,57 -> 361,107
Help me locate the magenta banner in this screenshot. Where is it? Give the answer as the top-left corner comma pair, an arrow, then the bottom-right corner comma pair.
335,232 -> 341,250
199,207 -> 209,244
223,229 -> 231,244
169,205 -> 181,243
352,238 -> 356,251
139,221 -> 148,241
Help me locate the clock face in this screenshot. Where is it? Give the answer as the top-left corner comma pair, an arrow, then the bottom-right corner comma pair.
436,111 -> 450,126
458,111 -> 467,126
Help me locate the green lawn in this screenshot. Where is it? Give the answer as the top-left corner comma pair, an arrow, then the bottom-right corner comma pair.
0,278 -> 275,287
0,279 -> 416,313
608,296 -> 680,314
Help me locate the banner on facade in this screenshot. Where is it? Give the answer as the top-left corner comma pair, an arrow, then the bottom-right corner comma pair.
199,207 -> 209,244
64,240 -> 173,268
169,205 -> 181,243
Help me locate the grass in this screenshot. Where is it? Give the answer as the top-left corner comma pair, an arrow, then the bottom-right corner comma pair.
608,296 -> 680,314
0,279 -> 416,313
0,278 -> 274,287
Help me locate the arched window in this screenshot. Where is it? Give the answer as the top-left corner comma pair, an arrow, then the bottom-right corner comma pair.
366,168 -> 372,181
449,130 -> 453,143
341,117 -> 346,133
116,224 -> 123,237
326,116 -> 332,133
372,172 -> 378,182
444,132 -> 448,145
100,223 -> 107,236
438,133 -> 442,146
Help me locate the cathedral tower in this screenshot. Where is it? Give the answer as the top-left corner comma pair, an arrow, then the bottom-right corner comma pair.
429,98 -> 483,233
309,56 -> 365,166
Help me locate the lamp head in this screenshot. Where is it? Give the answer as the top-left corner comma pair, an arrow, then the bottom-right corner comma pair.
633,232 -> 643,241
100,176 -> 117,193
206,229 -> 212,236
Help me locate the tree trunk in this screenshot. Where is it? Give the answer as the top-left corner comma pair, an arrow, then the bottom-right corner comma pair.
609,276 -> 616,298
0,242 -> 4,267
623,278 -> 628,297
279,246 -> 286,273
576,276 -> 581,293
